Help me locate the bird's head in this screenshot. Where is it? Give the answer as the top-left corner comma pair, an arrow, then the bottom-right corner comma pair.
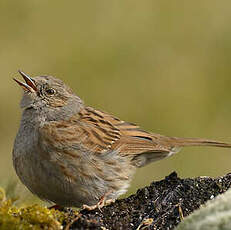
14,71 -> 83,121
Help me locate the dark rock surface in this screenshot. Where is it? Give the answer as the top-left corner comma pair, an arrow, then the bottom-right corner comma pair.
63,172 -> 231,230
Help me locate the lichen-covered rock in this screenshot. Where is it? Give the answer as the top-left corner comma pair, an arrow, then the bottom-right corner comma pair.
175,188 -> 231,230
1,171 -> 231,230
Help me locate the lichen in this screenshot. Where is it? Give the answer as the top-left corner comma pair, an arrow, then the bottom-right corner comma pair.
176,189 -> 231,230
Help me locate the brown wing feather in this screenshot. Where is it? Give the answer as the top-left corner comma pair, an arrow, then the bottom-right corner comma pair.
79,107 -> 171,155
39,107 -> 172,166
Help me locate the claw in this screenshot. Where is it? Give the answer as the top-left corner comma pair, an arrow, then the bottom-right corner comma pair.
82,191 -> 115,211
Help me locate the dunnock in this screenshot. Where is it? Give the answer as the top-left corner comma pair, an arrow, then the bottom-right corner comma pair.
13,71 -> 231,209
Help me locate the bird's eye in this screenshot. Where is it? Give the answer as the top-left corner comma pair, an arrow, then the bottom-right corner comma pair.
45,88 -> 56,95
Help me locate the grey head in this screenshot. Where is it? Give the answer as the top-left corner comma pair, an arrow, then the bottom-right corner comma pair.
14,71 -> 84,122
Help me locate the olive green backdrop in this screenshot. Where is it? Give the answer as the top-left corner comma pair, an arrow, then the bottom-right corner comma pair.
1,0 -> 231,204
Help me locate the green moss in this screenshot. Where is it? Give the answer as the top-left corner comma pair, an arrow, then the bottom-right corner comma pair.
0,187 -> 72,230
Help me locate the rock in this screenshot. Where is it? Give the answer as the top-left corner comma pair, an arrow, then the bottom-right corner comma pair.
64,172 -> 231,230
176,188 -> 231,230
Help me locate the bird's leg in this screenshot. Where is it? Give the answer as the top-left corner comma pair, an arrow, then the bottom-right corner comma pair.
82,191 -> 114,211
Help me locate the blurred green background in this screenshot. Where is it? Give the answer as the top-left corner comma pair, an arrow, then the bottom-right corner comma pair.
1,0 -> 231,204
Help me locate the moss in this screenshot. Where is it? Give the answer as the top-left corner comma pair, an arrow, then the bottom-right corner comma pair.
1,172 -> 231,229
0,187 -> 73,230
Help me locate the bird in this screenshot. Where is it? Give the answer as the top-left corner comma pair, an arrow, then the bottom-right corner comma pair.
13,70 -> 231,209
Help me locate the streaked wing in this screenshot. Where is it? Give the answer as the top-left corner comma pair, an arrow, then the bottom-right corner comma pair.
39,107 -> 172,166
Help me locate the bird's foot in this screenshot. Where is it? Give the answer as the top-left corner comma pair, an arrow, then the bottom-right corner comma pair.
82,191 -> 115,211
82,199 -> 115,211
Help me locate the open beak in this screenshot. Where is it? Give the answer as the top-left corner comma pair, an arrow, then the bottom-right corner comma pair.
13,70 -> 38,93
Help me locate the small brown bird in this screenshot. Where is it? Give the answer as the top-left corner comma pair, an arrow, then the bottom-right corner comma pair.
13,71 -> 231,209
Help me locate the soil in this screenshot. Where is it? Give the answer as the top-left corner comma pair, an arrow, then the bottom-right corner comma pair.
62,172 -> 231,230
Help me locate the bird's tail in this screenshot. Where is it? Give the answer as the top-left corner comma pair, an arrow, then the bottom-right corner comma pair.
167,137 -> 231,148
